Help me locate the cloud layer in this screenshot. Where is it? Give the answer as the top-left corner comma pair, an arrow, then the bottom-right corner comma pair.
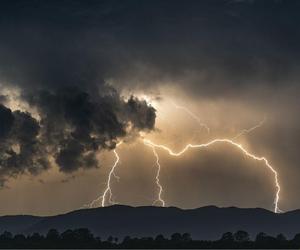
0,85 -> 156,186
0,0 -> 300,212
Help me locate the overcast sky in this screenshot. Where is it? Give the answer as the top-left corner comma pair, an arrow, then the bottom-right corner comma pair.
0,0 -> 299,215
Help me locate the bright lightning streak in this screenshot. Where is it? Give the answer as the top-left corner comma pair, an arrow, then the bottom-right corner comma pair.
170,100 -> 266,139
143,138 -> 281,213
170,100 -> 210,133
146,103 -> 268,209
84,142 -> 122,208
83,98 -> 275,212
100,147 -> 121,207
148,146 -> 165,207
233,116 -> 267,139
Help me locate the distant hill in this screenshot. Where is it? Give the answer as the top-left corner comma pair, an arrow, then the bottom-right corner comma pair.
1,205 -> 300,240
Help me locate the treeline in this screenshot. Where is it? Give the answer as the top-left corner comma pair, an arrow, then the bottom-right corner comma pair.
1,228 -> 300,248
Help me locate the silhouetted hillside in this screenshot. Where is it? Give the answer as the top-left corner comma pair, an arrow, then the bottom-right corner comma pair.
1,205 -> 300,240
0,215 -> 42,233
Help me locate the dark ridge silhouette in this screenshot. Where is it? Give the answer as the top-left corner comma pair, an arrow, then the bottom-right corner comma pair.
1,205 -> 300,240
0,215 -> 42,233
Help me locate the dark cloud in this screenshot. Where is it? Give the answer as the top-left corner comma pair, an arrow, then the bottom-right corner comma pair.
0,104 -> 14,138
0,0 -> 299,212
0,0 -> 297,177
125,96 -> 156,130
0,0 -> 173,184
0,0 -> 299,97
24,86 -> 156,172
0,0 -> 162,185
0,105 -> 49,187
0,85 -> 156,185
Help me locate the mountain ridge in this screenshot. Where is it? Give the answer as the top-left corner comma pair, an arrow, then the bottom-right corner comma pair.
1,205 -> 300,240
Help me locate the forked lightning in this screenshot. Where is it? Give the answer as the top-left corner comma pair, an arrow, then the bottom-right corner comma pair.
84,142 -> 122,208
84,101 -> 280,213
143,138 -> 281,213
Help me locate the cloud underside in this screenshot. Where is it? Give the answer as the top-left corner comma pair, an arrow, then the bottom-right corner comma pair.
0,86 -> 156,186
0,0 -> 299,193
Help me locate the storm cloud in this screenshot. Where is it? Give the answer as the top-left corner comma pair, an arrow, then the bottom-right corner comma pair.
0,0 -> 299,96
0,104 -> 49,186
0,85 -> 156,184
0,0 -> 163,184
0,0 -> 300,213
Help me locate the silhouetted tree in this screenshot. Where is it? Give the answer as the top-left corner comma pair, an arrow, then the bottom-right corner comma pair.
73,228 -> 95,248
107,235 -> 113,243
155,234 -> 165,241
60,229 -> 75,248
256,232 -> 268,242
121,236 -> 132,248
154,234 -> 167,248
276,233 -> 286,242
0,231 -> 12,240
27,233 -> 44,248
2,228 -> 300,248
220,232 -> 234,242
0,231 -> 13,248
276,233 -> 288,248
13,234 -> 26,248
234,230 -> 250,243
46,229 -> 60,248
61,229 -> 74,241
123,235 -> 131,243
182,233 -> 192,242
47,229 -> 60,241
218,232 -> 235,248
292,233 -> 300,247
171,232 -> 182,242
255,232 -> 278,248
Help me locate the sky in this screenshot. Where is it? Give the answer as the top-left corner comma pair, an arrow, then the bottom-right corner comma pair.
0,0 -> 300,215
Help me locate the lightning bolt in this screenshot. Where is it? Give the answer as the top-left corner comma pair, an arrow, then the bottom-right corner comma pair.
143,138 -> 281,213
170,100 -> 210,133
233,116 -> 267,139
83,99 -> 278,212
148,145 -> 165,207
147,103 -> 268,210
84,142 -> 122,208
171,100 -> 267,140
